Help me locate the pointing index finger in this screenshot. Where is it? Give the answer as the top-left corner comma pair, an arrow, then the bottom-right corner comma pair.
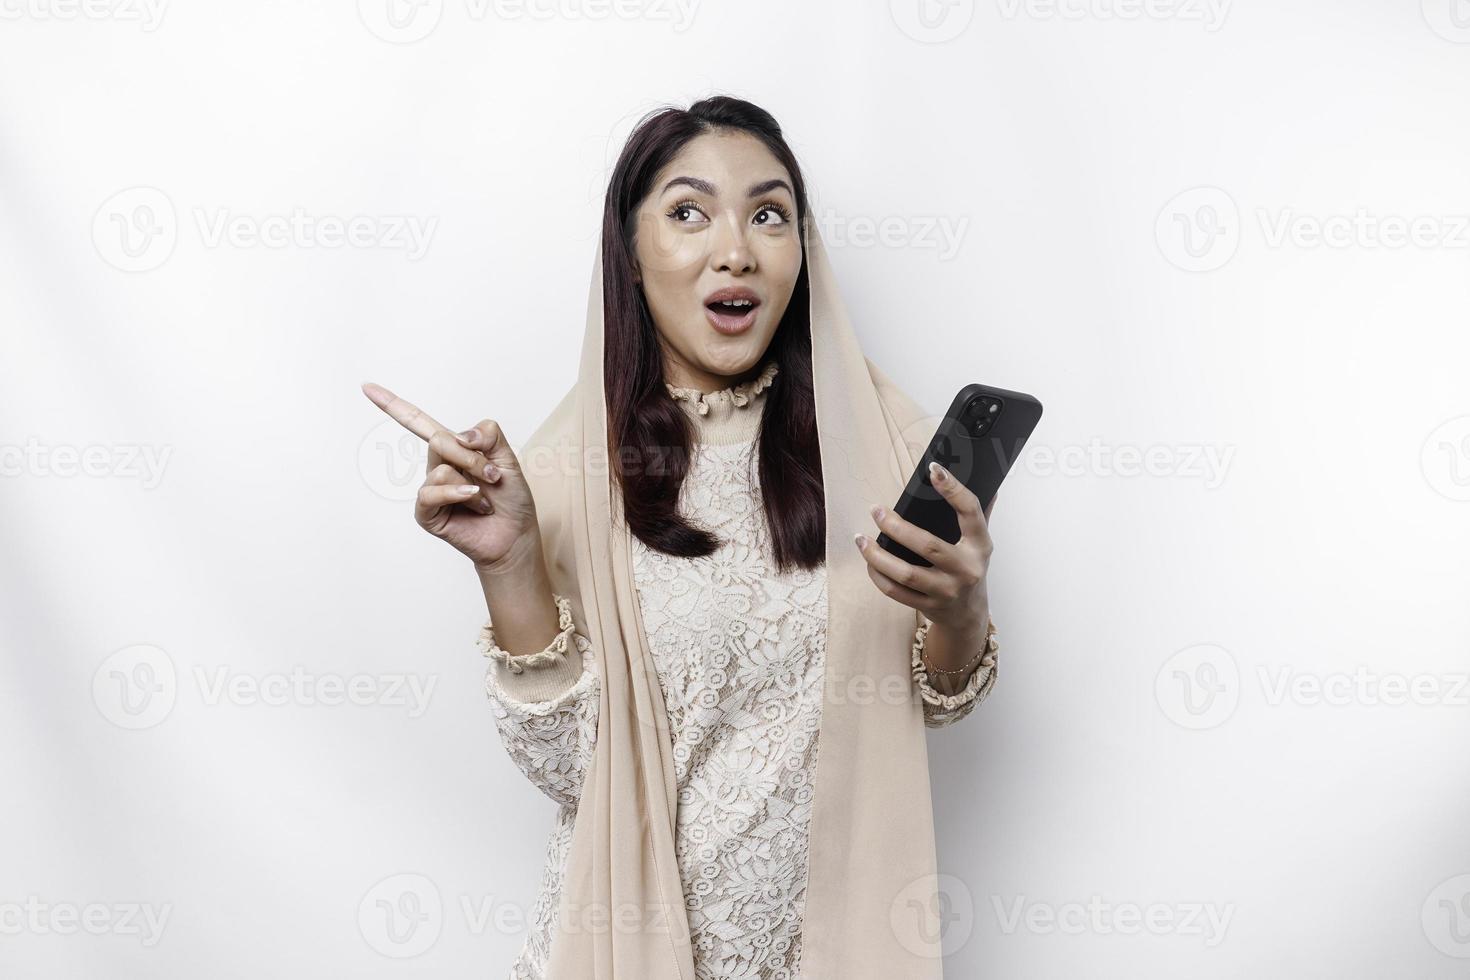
361,381 -> 449,443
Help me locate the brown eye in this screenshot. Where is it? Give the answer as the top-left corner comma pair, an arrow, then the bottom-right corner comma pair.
666,200 -> 708,224
755,203 -> 793,226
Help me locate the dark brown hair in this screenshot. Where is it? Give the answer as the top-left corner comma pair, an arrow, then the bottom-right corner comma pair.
601,95 -> 824,573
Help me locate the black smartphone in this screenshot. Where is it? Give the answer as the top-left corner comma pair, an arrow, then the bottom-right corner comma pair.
876,383 -> 1043,567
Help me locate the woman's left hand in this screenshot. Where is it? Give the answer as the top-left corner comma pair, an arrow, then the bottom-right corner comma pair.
854,461 -> 995,633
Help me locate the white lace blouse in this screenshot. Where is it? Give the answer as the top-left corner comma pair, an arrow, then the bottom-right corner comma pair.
478,360 -> 998,980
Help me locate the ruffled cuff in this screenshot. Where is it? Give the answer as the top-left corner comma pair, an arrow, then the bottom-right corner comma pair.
479,593 -> 589,704
911,612 -> 998,726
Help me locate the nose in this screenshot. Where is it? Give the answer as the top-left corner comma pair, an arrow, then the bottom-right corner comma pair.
709,210 -> 755,275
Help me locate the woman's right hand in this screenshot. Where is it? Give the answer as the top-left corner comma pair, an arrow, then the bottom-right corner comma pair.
362,383 -> 542,573
418,418 -> 542,570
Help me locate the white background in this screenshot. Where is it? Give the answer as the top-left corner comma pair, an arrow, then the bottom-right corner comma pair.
3,1 -> 1469,977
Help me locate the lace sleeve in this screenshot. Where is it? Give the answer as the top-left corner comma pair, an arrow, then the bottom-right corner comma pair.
479,593 -> 600,807
910,610 -> 998,729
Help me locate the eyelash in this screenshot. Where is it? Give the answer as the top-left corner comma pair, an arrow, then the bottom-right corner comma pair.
665,199 -> 793,225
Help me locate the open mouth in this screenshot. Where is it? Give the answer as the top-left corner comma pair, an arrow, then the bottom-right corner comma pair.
704,298 -> 760,334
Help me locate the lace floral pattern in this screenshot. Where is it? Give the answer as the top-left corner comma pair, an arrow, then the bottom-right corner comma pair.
481,368 -> 993,979
633,437 -> 825,979
483,625 -> 599,808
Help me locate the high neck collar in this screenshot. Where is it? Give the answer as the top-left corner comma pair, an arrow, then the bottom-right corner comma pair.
664,359 -> 779,446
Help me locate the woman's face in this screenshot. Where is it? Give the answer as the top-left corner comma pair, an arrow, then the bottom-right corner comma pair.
629,129 -> 803,392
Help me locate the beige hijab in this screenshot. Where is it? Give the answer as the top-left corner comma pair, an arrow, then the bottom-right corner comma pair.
517,210 -> 947,978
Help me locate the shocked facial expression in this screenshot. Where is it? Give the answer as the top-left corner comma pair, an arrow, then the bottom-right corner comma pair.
628,129 -> 804,392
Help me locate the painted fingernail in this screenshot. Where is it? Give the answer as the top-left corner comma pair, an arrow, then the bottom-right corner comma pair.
457,429 -> 478,446
853,533 -> 868,549
457,485 -> 478,495
928,461 -> 948,483
870,505 -> 885,522
483,463 -> 499,482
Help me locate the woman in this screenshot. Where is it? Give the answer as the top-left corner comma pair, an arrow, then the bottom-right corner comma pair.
368,96 -> 1000,980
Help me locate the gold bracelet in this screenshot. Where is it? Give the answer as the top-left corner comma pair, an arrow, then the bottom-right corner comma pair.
920,619 -> 998,675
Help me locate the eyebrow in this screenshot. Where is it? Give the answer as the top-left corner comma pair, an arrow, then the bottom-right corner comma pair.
661,176 -> 794,199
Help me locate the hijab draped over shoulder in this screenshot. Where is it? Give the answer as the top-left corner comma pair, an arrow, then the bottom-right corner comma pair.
515,212 -> 949,979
